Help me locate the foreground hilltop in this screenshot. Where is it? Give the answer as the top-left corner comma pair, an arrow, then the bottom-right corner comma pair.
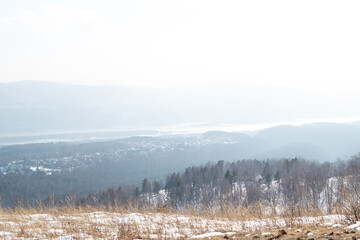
0,209 -> 357,239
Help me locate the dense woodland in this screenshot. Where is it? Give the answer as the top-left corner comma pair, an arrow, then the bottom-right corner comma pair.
0,136 -> 266,207
1,132 -> 360,223
2,125 -> 360,209
3,155 -> 360,222
91,156 -> 360,218
0,131 -> 296,207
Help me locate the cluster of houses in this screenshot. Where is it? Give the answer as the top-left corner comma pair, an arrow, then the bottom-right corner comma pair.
0,161 -> 62,175
0,162 -> 35,175
0,153 -> 104,176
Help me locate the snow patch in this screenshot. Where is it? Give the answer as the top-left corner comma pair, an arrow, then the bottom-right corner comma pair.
190,232 -> 225,239
347,221 -> 360,229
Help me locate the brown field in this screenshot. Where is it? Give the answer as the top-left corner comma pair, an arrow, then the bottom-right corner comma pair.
0,205 -> 357,239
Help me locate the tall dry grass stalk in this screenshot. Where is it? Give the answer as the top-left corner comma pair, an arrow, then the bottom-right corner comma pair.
0,202 -> 350,240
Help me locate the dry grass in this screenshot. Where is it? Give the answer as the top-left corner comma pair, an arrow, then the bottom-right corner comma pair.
0,205 -> 352,239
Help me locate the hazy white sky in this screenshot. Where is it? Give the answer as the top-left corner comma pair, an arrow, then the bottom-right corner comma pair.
1,0 -> 359,95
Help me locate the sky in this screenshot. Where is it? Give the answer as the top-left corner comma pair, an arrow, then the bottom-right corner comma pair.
1,0 -> 360,126
1,0 -> 360,132
0,0 -> 359,94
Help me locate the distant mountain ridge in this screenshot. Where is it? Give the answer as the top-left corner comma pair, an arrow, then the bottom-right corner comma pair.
253,123 -> 360,161
1,81 -> 360,161
1,123 -> 360,162
0,81 -> 177,134
2,80 -> 357,135
196,125 -> 360,161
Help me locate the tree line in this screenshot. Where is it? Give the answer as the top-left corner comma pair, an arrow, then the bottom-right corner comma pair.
2,156 -> 360,221
79,156 -> 360,221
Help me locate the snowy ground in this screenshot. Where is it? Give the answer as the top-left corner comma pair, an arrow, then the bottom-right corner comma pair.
0,211 -> 348,239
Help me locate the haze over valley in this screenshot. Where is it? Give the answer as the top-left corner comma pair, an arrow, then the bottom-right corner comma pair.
2,1 -> 360,239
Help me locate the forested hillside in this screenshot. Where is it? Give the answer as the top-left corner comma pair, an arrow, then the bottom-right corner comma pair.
3,153 -> 360,224
92,156 -> 360,221
1,129 -> 360,209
